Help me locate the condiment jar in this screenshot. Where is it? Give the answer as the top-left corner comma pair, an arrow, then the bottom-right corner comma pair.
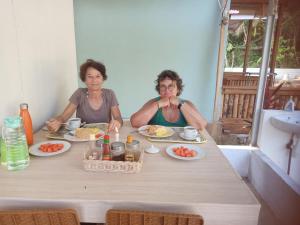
87,134 -> 102,160
111,142 -> 125,161
125,135 -> 140,162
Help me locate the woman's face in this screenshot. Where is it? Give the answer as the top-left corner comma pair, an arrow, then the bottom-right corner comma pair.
85,67 -> 104,91
159,78 -> 178,98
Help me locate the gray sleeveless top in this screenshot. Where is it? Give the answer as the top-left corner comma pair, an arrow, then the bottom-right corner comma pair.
69,88 -> 119,124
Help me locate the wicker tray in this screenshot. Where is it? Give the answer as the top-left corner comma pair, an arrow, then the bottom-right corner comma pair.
83,150 -> 144,173
106,209 -> 203,225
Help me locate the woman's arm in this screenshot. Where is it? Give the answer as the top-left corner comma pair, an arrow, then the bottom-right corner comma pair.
108,105 -> 123,132
130,99 -> 160,128
47,102 -> 77,132
180,100 -> 207,130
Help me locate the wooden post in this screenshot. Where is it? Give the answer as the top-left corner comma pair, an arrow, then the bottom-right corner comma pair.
243,20 -> 253,74
213,0 -> 230,122
270,3 -> 284,73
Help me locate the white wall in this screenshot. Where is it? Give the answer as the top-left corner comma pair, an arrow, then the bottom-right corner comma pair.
0,0 -> 77,131
218,145 -> 258,177
250,151 -> 300,225
257,110 -> 300,186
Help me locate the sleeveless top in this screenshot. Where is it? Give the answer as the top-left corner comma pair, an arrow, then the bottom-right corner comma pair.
69,88 -> 119,124
148,97 -> 187,127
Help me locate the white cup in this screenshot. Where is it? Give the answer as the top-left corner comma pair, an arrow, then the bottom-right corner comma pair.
183,126 -> 198,139
68,118 -> 81,130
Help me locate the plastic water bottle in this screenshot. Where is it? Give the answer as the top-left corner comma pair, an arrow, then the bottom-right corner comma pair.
0,136 -> 6,166
2,116 -> 30,170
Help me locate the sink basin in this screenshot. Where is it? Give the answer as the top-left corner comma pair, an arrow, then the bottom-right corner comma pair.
271,114 -> 300,135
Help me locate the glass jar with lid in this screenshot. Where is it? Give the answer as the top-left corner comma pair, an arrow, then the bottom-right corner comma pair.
111,142 -> 125,161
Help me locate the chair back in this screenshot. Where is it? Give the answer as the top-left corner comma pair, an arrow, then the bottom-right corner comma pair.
106,209 -> 203,225
0,209 -> 80,225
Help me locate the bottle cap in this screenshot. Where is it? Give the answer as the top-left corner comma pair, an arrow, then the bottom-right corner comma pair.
104,135 -> 110,140
20,103 -> 28,109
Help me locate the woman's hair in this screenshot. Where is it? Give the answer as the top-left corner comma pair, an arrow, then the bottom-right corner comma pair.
155,70 -> 184,96
79,59 -> 107,82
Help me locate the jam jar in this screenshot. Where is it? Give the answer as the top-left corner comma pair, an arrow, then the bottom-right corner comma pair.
111,142 -> 125,161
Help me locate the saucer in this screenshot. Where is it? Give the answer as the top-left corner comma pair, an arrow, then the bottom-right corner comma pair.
145,145 -> 160,154
179,132 -> 198,141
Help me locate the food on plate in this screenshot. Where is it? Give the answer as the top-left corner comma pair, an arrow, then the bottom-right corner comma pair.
39,143 -> 64,152
146,125 -> 168,137
75,127 -> 101,139
172,146 -> 197,157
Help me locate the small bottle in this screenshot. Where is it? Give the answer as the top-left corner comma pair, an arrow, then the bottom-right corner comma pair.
284,96 -> 295,112
20,103 -> 33,145
102,135 -> 112,160
125,135 -> 135,162
87,134 -> 102,160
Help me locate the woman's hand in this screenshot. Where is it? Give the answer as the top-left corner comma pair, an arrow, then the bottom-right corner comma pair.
108,119 -> 121,133
169,96 -> 180,108
46,118 -> 62,133
157,97 -> 170,108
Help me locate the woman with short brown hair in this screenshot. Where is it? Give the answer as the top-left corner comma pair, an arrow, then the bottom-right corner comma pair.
47,59 -> 123,132
130,70 -> 207,130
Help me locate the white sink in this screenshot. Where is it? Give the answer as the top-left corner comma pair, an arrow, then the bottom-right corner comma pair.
271,114 -> 300,135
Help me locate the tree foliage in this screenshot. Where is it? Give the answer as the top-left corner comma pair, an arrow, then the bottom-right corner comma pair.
225,9 -> 300,69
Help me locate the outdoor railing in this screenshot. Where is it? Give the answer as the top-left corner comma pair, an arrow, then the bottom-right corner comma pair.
221,72 -> 300,134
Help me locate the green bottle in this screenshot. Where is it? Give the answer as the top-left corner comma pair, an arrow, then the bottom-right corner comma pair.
0,137 -> 7,166
2,116 -> 30,171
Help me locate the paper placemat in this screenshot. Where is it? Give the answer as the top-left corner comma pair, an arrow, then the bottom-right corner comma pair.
147,127 -> 207,144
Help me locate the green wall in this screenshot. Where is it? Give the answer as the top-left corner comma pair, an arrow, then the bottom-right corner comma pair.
74,0 -> 220,121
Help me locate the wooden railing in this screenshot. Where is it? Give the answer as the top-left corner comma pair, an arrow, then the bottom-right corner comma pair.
221,72 -> 300,134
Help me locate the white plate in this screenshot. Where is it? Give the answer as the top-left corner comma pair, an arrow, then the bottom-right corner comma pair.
63,133 -> 89,142
138,125 -> 174,138
29,140 -> 71,157
63,129 -> 105,142
179,132 -> 199,141
166,144 -> 205,161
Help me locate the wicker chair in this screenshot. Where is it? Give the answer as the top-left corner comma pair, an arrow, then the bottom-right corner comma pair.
106,209 -> 203,225
0,209 -> 80,225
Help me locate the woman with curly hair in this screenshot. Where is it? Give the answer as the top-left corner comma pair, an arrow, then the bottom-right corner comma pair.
130,70 -> 206,130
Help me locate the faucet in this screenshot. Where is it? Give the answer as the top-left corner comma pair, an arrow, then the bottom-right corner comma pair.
284,96 -> 295,112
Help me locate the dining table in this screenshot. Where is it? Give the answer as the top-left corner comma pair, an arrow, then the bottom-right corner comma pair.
0,123 -> 260,225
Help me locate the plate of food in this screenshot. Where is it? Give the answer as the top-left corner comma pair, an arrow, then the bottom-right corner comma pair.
29,140 -> 71,157
64,127 -> 105,142
166,144 -> 205,160
138,125 -> 174,138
